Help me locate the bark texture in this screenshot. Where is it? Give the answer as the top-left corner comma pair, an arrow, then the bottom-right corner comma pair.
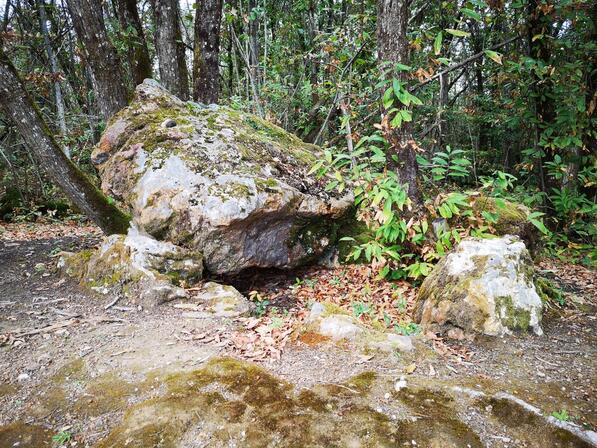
377,0 -> 422,204
0,51 -> 130,234
193,0 -> 223,103
65,0 -> 129,121
151,0 -> 189,99
115,0 -> 152,86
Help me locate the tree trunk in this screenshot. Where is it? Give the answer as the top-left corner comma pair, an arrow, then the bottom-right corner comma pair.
248,0 -> 260,86
37,0 -> 68,157
0,51 -> 130,234
115,0 -> 152,86
151,0 -> 189,100
528,0 -> 555,197
377,0 -> 422,204
65,0 -> 129,121
193,0 -> 223,103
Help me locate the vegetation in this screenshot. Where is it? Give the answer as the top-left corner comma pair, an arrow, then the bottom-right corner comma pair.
0,0 -> 594,264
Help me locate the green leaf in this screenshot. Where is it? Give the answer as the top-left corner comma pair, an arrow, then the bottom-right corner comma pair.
339,236 -> 356,242
392,79 -> 402,99
461,8 -> 482,21
395,63 -> 412,71
400,109 -> 413,122
484,50 -> 502,65
433,32 -> 443,55
445,28 -> 470,37
391,113 -> 403,128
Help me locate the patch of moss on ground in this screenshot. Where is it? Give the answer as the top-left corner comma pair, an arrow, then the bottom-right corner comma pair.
93,357 -> 418,447
0,422 -> 52,447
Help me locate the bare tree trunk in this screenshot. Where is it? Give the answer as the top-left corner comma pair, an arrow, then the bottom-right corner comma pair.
0,51 -> 130,234
248,0 -> 260,86
193,0 -> 222,103
65,0 -> 129,121
37,0 -> 69,158
115,0 -> 152,86
2,0 -> 11,32
151,0 -> 190,99
377,0 -> 421,204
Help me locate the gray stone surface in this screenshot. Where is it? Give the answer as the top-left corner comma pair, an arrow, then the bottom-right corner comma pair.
415,236 -> 543,336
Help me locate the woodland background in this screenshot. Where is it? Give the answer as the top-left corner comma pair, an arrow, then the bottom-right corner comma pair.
0,0 -> 595,272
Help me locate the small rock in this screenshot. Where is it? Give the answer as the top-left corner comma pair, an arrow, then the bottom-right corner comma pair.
318,315 -> 362,341
185,282 -> 252,318
394,376 -> 407,392
161,118 -> 177,128
414,236 -> 544,336
309,302 -> 325,321
34,262 -> 46,273
368,333 -> 414,353
17,373 -> 30,382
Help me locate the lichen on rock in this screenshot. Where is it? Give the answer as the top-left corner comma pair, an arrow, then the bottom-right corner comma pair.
414,235 -> 543,336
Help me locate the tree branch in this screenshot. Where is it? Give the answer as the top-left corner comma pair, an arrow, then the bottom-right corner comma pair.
411,35 -> 522,92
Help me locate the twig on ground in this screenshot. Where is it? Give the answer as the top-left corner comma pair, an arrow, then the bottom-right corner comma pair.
104,296 -> 120,310
110,349 -> 135,357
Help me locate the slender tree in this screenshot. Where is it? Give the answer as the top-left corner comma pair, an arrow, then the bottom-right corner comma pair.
248,0 -> 260,86
36,0 -> 68,157
193,0 -> 223,103
65,0 -> 129,121
377,0 -> 422,204
151,0 -> 189,99
115,0 -> 152,86
0,49 -> 130,234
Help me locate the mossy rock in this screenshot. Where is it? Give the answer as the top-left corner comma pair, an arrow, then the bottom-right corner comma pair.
472,196 -> 540,255
59,226 -> 203,307
90,80 -> 353,275
414,236 -> 543,336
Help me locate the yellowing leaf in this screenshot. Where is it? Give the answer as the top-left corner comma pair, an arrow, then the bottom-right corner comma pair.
484,49 -> 502,65
445,28 -> 470,37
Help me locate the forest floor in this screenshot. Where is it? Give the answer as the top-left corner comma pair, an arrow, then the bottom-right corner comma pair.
0,220 -> 595,448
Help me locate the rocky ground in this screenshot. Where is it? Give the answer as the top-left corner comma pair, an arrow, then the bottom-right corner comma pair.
0,221 -> 595,448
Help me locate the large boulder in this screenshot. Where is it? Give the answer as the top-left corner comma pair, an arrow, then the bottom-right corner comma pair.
91,80 -> 352,275
414,236 -> 543,336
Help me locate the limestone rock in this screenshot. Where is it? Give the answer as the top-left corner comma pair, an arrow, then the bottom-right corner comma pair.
182,282 -> 252,318
414,236 -> 543,336
91,80 -> 352,275
59,225 -> 203,307
312,309 -> 414,353
318,315 -> 363,341
368,333 -> 414,353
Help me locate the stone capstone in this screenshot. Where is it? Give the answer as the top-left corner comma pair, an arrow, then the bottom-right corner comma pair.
414,236 -> 543,336
90,79 -> 352,275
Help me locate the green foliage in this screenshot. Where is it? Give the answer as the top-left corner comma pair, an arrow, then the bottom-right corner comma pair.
351,301 -> 373,318
418,146 -> 472,182
394,322 -> 421,336
52,430 -> 72,447
249,291 -> 270,317
550,409 -> 571,422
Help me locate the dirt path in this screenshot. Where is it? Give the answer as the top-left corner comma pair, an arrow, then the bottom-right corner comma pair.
0,223 -> 595,447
